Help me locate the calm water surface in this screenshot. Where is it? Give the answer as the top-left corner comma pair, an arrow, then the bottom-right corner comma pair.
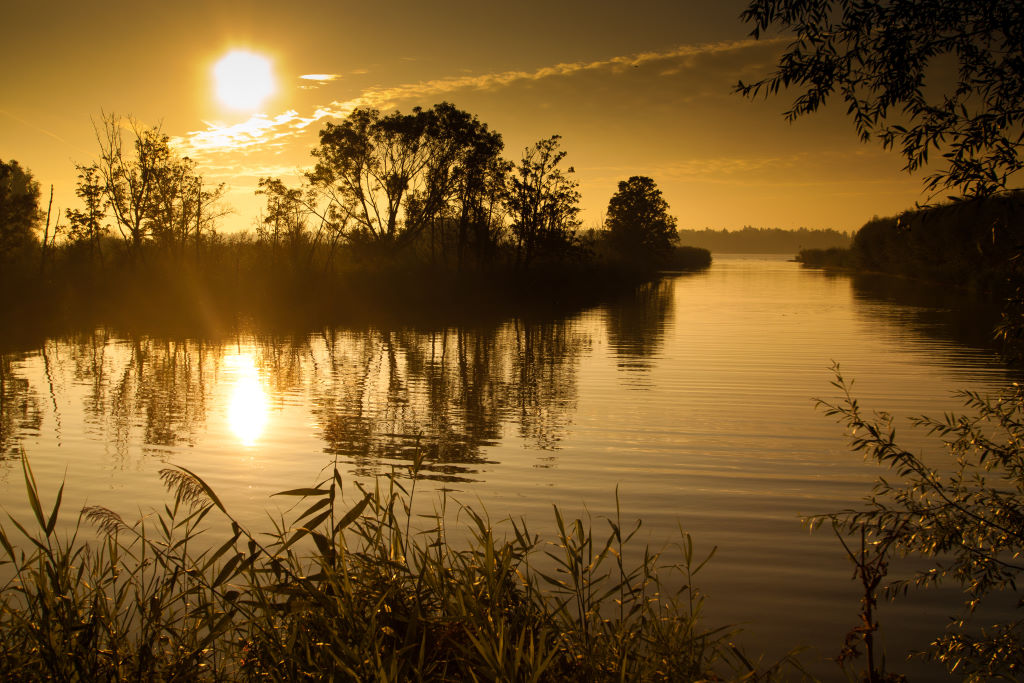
0,255 -> 1015,678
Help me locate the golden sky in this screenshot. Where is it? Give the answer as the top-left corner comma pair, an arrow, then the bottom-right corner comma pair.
1,0 -> 929,234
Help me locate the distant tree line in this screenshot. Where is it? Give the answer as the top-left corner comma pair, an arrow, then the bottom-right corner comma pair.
0,105 -> 709,325
675,226 -> 850,254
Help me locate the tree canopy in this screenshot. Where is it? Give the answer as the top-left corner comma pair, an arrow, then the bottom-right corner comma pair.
737,0 -> 1024,198
91,113 -> 224,254
605,176 -> 678,260
0,159 -> 41,258
307,102 -> 505,255
505,135 -> 581,268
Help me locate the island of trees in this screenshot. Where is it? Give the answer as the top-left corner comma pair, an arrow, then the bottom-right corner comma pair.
0,105 -> 709,330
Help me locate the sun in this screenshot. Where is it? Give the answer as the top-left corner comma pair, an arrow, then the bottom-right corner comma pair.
213,50 -> 275,111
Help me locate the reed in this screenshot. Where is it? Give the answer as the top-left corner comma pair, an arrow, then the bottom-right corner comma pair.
0,454 -> 798,681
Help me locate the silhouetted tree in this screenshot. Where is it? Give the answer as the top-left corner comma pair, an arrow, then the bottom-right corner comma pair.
256,177 -> 350,273
458,153 -> 510,267
149,154 -> 225,256
308,103 -> 505,263
737,0 -> 1024,197
93,115 -> 164,252
0,159 -> 40,259
256,177 -> 310,252
505,136 -> 581,268
308,107 -> 433,248
605,176 -> 679,261
92,113 -> 223,256
66,163 -> 108,262
416,103 -> 506,269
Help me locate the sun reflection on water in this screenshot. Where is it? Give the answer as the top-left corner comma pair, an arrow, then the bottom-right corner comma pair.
225,353 -> 268,446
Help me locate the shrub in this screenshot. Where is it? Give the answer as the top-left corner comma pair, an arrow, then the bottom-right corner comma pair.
816,365 -> 1024,681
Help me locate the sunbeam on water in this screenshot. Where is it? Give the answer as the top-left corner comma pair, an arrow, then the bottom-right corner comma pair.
225,353 -> 268,446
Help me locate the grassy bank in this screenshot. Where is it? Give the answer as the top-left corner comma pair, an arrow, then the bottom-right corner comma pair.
0,457 -> 792,681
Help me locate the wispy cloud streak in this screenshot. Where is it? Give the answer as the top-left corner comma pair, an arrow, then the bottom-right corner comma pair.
298,74 -> 341,90
174,38 -> 781,162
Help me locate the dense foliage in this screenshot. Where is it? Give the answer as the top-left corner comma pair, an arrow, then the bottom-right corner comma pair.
818,366 -> 1024,681
0,106 -> 714,327
0,159 -> 41,259
308,103 -> 507,265
737,0 -> 1024,198
605,176 -> 679,261
793,247 -> 855,269
796,191 -> 1024,296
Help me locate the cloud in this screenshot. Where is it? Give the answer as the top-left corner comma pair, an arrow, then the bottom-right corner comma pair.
332,38 -> 782,107
176,38 -> 784,163
298,73 -> 341,90
200,162 -> 305,181
0,109 -> 69,144
172,110 -> 318,161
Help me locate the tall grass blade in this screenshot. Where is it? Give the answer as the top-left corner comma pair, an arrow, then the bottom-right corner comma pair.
21,455 -> 46,533
335,492 -> 372,534
44,478 -> 65,536
273,487 -> 330,497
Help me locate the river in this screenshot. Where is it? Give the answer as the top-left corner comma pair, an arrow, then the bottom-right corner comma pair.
0,254 -> 1015,678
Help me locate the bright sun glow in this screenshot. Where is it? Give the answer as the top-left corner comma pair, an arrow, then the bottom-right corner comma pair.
214,51 -> 275,111
226,354 -> 268,446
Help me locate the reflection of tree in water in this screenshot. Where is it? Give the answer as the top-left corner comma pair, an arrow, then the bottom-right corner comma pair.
256,335 -> 307,396
132,340 -> 210,449
0,353 -> 41,458
604,278 -> 675,372
846,272 -> 1005,355
58,333 -> 213,457
0,316 -> 588,481
68,331 -> 112,439
307,319 -> 588,481
509,319 -> 587,451
116,339 -> 211,452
